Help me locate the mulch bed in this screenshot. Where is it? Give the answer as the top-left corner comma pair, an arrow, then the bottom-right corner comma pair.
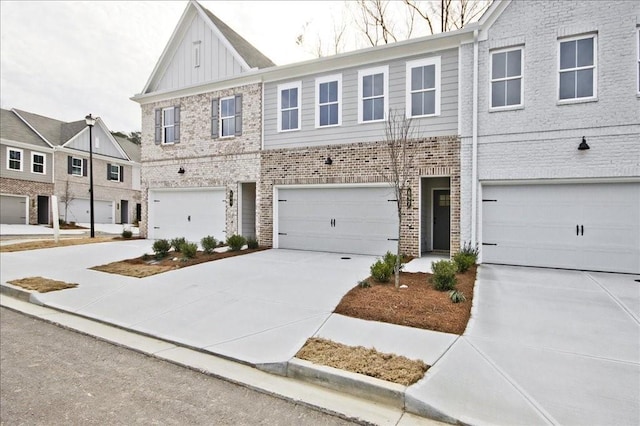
8,277 -> 78,292
334,266 -> 477,335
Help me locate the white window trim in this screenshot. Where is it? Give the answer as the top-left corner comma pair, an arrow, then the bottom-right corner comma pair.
557,33 -> 597,104
358,65 -> 389,124
71,157 -> 83,176
315,74 -> 342,128
219,95 -> 236,138
6,147 -> 23,171
277,81 -> 302,132
489,47 -> 524,111
405,57 -> 441,118
162,106 -> 175,144
108,164 -> 120,181
31,152 -> 46,175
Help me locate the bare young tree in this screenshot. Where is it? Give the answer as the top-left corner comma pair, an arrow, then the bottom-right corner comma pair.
59,180 -> 75,224
403,0 -> 491,33
381,109 -> 415,290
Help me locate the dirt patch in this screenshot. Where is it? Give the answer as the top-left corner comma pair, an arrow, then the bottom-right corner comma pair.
8,277 -> 78,293
335,266 -> 477,335
91,248 -> 267,278
0,236 -> 129,253
296,337 -> 428,386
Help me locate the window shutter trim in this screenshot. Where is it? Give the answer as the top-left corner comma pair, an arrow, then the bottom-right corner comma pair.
154,109 -> 161,144
107,163 -> 111,180
67,156 -> 72,174
82,159 -> 88,177
235,94 -> 242,136
120,165 -> 124,182
173,106 -> 180,143
211,98 -> 219,139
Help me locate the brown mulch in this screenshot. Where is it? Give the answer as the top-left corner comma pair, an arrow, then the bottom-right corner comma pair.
0,236 -> 123,252
296,337 -> 428,386
8,277 -> 78,293
91,247 -> 267,278
334,266 -> 477,335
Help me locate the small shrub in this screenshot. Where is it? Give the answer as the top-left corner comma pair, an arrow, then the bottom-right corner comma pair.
459,241 -> 479,258
370,259 -> 392,283
226,234 -> 247,251
453,252 -> 475,273
122,229 -> 133,239
358,279 -> 371,288
170,237 -> 187,252
382,251 -> 404,273
246,237 -> 259,249
152,239 -> 171,259
142,253 -> 151,261
181,242 -> 198,259
201,236 -> 217,254
449,290 -> 466,303
431,259 -> 457,291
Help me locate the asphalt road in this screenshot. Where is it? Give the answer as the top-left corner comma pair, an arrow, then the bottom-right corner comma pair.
0,307 -> 355,425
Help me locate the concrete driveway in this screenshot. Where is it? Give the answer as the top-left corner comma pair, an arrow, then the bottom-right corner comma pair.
407,264 -> 640,425
0,241 -> 374,369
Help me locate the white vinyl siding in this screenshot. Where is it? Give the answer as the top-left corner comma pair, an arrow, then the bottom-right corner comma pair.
358,66 -> 388,123
315,74 -> 342,128
7,148 -> 22,171
490,47 -> 523,109
406,57 -> 440,117
559,34 -> 597,101
278,81 -> 301,132
162,107 -> 176,143
31,152 -> 45,174
71,157 -> 83,176
220,96 -> 236,137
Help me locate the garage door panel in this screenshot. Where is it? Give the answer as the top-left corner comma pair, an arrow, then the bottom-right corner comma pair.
482,183 -> 640,274
0,195 -> 27,224
60,199 -> 113,224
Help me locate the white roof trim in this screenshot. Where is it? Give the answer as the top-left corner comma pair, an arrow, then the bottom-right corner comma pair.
61,119 -> 130,161
0,138 -> 54,152
10,109 -> 55,148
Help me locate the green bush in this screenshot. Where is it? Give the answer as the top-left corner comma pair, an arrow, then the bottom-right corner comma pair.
246,237 -> 259,249
382,251 -> 404,273
121,229 -> 133,239
449,290 -> 466,303
358,279 -> 371,288
152,239 -> 171,259
181,242 -> 198,259
431,259 -> 457,291
170,237 -> 187,252
459,241 -> 479,258
370,259 -> 393,283
453,252 -> 475,273
201,236 -> 217,254
226,234 -> 247,251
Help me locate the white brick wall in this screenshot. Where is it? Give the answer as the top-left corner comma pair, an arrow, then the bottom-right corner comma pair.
460,0 -> 640,244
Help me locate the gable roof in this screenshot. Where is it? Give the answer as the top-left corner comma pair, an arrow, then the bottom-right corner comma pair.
0,108 -> 50,148
139,0 -> 274,95
12,109 -> 64,146
114,135 -> 141,163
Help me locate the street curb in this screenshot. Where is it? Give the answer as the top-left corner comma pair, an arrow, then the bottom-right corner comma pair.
0,282 -> 33,302
287,358 -> 406,408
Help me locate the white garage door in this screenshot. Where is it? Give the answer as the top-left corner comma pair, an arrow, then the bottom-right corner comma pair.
59,198 -> 113,224
276,186 -> 398,256
1,195 -> 28,224
148,188 -> 226,244
482,182 -> 640,274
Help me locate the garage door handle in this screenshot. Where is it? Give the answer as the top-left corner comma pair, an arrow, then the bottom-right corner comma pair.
581,225 -> 584,236
576,225 -> 579,236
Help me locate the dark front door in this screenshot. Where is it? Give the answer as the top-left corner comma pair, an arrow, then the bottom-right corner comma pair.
37,196 -> 49,224
433,190 -> 450,251
121,200 -> 129,224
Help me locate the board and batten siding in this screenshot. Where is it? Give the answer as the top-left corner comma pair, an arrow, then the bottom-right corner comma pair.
66,126 -> 125,160
155,13 -> 245,93
263,48 -> 459,150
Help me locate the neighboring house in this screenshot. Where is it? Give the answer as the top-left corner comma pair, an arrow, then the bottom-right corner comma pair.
131,0 -> 274,244
459,0 -> 640,273
0,108 -> 142,226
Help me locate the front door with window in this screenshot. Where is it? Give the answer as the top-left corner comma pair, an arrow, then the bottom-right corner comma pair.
433,190 -> 450,251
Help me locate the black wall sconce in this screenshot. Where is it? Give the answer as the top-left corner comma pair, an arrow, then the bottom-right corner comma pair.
324,157 -> 333,165
578,136 -> 590,151
178,167 -> 185,174
406,187 -> 412,208
229,190 -> 234,207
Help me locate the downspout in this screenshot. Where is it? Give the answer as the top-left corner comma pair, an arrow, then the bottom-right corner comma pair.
471,29 -> 479,248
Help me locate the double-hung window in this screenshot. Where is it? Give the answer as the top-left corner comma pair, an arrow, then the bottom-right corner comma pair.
7,148 -> 22,171
559,35 -> 596,101
108,164 -> 121,181
491,48 -> 523,108
406,57 -> 440,117
71,157 -> 83,176
31,152 -> 45,174
278,81 -> 301,132
315,74 -> 341,127
154,106 -> 180,144
162,107 -> 176,142
220,97 -> 236,137
358,66 -> 388,123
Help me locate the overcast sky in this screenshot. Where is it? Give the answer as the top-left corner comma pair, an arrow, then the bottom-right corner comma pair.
0,1 -> 346,133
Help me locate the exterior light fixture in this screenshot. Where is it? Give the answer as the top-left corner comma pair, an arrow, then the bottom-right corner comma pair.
229,190 -> 234,207
407,187 -> 412,208
578,136 -> 590,150
85,114 -> 96,238
178,167 -> 185,174
324,157 -> 333,165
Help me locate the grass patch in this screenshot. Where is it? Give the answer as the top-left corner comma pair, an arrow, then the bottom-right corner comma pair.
296,337 -> 428,386
8,277 -> 78,293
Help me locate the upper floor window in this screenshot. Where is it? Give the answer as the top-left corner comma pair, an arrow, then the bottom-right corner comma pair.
559,35 -> 596,101
358,66 -> 388,123
107,163 -> 123,182
211,95 -> 242,138
278,81 -> 301,132
68,156 -> 84,176
31,152 -> 45,174
316,74 -> 342,127
154,106 -> 180,144
491,48 -> 523,109
406,57 -> 441,117
7,148 -> 23,171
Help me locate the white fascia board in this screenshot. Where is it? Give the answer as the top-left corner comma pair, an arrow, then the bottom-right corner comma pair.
477,0 -> 512,41
54,146 -> 135,166
11,109 -> 55,148
0,138 -> 54,152
96,118 -> 130,160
